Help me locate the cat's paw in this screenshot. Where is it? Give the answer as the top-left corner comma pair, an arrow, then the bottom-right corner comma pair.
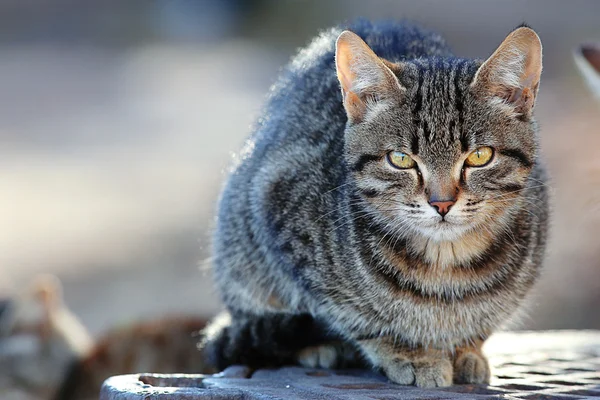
453,350 -> 490,384
383,356 -> 453,388
297,344 -> 339,369
381,357 -> 415,385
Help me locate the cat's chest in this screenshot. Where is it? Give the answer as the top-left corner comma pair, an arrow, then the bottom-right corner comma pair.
334,232 -> 530,347
405,230 -> 495,268
352,273 -> 520,348
378,233 -> 501,297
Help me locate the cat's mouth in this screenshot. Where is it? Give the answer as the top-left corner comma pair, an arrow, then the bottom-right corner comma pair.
416,218 -> 471,242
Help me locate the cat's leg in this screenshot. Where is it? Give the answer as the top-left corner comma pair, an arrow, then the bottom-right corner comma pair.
357,337 -> 453,388
452,339 -> 490,384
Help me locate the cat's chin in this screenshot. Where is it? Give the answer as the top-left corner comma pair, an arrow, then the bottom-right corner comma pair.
416,221 -> 471,242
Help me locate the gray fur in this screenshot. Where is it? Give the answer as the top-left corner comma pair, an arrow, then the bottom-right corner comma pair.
204,20 -> 548,386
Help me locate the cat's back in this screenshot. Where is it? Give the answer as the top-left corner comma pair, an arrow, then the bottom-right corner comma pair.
253,20 -> 453,148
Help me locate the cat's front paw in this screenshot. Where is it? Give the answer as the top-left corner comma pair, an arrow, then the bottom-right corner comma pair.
297,341 -> 362,369
383,355 -> 453,388
297,344 -> 339,369
453,350 -> 490,384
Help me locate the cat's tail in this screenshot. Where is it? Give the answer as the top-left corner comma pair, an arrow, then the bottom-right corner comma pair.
199,311 -> 342,371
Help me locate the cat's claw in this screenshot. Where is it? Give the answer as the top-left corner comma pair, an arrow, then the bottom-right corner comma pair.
453,351 -> 490,384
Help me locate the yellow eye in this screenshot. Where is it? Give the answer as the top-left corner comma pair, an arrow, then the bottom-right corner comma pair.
465,146 -> 494,167
386,151 -> 416,169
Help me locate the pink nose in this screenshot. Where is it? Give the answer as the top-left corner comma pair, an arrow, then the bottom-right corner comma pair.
429,200 -> 455,217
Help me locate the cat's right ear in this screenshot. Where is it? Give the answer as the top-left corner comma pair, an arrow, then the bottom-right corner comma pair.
335,30 -> 404,123
471,26 -> 543,117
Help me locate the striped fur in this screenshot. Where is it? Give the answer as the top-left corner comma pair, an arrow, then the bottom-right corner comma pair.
205,20 -> 548,388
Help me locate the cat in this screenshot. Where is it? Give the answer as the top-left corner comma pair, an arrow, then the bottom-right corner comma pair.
203,20 -> 548,388
0,275 -> 212,400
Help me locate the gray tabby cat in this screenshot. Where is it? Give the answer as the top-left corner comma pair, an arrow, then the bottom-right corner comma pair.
203,20 -> 548,388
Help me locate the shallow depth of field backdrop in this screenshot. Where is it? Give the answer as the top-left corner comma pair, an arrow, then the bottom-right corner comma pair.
1,0 -> 599,335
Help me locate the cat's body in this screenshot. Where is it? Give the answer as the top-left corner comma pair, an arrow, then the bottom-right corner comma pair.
0,276 -> 212,400
205,20 -> 548,387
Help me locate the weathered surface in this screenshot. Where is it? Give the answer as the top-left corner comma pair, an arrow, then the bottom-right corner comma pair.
100,331 -> 600,399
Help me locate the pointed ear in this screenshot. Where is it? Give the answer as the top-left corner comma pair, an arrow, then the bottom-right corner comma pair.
335,30 -> 404,123
472,26 -> 543,117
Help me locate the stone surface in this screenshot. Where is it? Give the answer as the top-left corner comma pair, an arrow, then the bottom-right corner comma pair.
100,330 -> 600,399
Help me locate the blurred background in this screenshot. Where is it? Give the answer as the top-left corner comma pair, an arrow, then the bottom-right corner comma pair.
0,0 -> 599,336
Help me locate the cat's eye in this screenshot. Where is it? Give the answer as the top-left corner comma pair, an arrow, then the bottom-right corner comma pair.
465,146 -> 494,167
386,151 -> 416,169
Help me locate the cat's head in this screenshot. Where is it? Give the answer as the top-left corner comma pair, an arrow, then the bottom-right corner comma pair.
575,44 -> 600,98
336,26 -> 542,242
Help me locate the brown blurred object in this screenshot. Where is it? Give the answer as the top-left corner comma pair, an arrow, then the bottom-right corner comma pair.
575,44 -> 600,99
0,275 -> 212,400
581,45 -> 600,72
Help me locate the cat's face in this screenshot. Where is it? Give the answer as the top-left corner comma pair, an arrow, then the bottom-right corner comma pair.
336,28 -> 542,242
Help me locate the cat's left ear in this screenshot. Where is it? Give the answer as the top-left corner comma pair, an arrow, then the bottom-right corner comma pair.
471,26 -> 542,117
336,30 -> 404,123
